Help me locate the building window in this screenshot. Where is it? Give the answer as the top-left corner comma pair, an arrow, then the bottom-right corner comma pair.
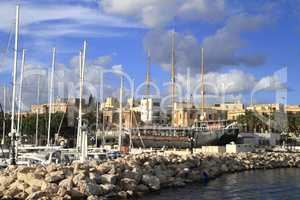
153,102 -> 160,106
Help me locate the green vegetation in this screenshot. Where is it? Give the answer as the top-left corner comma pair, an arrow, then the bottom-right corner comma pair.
237,111 -> 300,135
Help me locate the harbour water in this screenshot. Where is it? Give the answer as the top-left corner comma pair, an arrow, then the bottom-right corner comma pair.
138,168 -> 300,200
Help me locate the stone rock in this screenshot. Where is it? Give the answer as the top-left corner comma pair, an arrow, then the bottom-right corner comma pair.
25,186 -> 40,195
89,172 -> 101,184
3,186 -> 22,197
66,188 -> 86,199
78,181 -> 102,196
96,165 -> 111,175
25,191 -> 48,200
17,172 -> 46,189
99,184 -> 116,194
120,178 -> 137,191
142,175 -> 160,191
57,187 -> 67,197
100,174 -> 118,184
46,164 -> 57,173
72,173 -> 86,186
41,182 -> 59,194
136,184 -> 149,193
14,192 -> 28,199
0,175 -> 16,188
117,191 -> 128,199
59,178 -> 73,190
87,195 -> 98,200
45,171 -> 65,183
8,180 -> 29,191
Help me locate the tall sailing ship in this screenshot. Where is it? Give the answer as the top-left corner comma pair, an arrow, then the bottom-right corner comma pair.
108,35 -> 239,150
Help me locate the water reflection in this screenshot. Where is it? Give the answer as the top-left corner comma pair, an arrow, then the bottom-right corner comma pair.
138,169 -> 300,200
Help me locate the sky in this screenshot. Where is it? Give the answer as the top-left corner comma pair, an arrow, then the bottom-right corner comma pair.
0,0 -> 299,111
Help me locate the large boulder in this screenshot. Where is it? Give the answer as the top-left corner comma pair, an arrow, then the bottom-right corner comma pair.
0,175 -> 16,188
41,182 -> 59,194
142,175 -> 160,191
78,181 -> 102,196
89,172 -> 101,184
59,178 -> 73,190
72,173 -> 87,186
45,170 -> 65,183
120,178 -> 137,191
17,172 -> 46,189
100,174 -> 118,184
25,191 -> 49,200
100,184 -> 116,194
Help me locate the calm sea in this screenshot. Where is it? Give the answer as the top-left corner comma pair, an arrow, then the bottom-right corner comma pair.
138,168 -> 300,200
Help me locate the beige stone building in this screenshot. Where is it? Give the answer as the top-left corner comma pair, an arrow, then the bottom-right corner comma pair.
247,104 -> 284,114
173,102 -> 197,127
100,97 -> 119,110
211,101 -> 245,120
285,105 -> 300,114
31,97 -> 84,114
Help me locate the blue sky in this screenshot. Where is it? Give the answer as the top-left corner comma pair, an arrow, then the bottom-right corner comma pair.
0,0 -> 299,109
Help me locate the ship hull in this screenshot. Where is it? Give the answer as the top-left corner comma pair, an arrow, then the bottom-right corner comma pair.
129,127 -> 239,148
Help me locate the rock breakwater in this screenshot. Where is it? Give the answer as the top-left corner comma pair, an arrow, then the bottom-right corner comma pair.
1,152 -> 300,200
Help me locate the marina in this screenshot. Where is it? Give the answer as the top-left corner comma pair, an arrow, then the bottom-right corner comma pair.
0,1 -> 299,199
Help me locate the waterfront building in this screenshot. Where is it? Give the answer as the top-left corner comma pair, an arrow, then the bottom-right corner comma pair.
140,98 -> 161,125
100,97 -> 119,110
173,101 -> 197,127
247,103 -> 285,114
210,101 -> 245,120
31,97 -> 84,114
285,105 -> 300,114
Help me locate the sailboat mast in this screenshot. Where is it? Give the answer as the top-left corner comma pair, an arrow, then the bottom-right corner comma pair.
47,47 -> 56,146
171,30 -> 176,126
96,98 -> 99,147
118,75 -> 123,150
77,50 -> 83,149
80,41 -> 87,162
200,48 -> 205,118
2,86 -> 6,145
9,4 -> 20,165
146,49 -> 151,97
129,79 -> 135,149
35,76 -> 40,146
17,49 -> 25,138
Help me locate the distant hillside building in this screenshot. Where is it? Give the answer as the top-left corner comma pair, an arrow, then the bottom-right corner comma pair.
247,103 -> 285,114
31,97 -> 84,114
100,97 -> 119,110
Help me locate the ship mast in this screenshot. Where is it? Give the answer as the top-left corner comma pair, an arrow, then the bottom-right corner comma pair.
9,4 -> 20,165
129,79 -> 135,150
80,41 -> 87,162
17,49 -> 25,139
146,49 -> 151,97
118,75 -> 123,151
171,30 -> 176,126
47,48 -> 56,146
2,86 -> 6,145
77,50 -> 83,149
35,76 -> 40,146
200,48 -> 205,120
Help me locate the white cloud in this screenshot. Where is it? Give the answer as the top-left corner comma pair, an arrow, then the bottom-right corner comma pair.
93,55 -> 112,66
143,11 -> 271,73
0,1 -> 140,37
176,69 -> 287,103
100,0 -> 228,28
